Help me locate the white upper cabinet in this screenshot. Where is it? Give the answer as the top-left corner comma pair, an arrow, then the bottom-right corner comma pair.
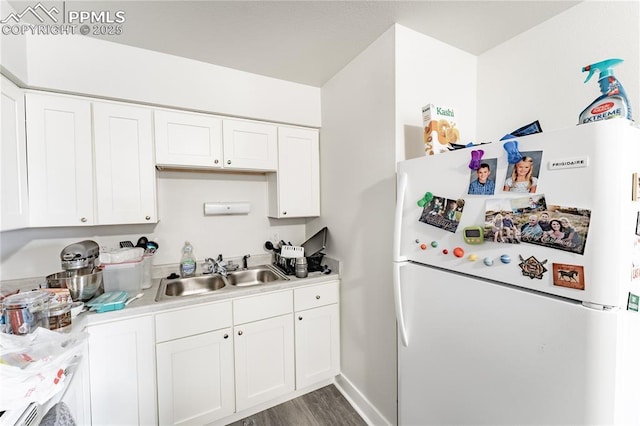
25,92 -> 157,227
222,119 -> 277,171
154,110 -> 278,172
268,127 -> 320,218
1,76 -> 29,231
154,109 -> 223,168
26,93 -> 94,227
93,102 -> 157,224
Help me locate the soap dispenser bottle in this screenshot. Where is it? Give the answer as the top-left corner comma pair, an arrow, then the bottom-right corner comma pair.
180,241 -> 197,277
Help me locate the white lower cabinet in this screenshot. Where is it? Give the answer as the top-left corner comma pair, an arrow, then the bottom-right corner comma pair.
233,291 -> 295,412
86,315 -> 156,426
294,281 -> 341,389
156,328 -> 235,425
86,280 -> 339,426
155,301 -> 234,425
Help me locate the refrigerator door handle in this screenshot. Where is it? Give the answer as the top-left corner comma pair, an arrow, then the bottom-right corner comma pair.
393,172 -> 408,262
393,262 -> 409,347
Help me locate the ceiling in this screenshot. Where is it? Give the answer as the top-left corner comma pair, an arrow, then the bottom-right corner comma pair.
10,1 -> 581,87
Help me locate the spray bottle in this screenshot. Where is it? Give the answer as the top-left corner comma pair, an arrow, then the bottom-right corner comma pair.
579,58 -> 632,125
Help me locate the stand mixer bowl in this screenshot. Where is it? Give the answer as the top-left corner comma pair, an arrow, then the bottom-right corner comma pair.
46,269 -> 103,302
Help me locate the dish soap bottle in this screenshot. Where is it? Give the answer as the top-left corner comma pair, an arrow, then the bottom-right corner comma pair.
180,241 -> 196,277
579,58 -> 632,125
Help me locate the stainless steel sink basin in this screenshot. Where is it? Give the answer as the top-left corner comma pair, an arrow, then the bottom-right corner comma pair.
157,275 -> 227,301
226,266 -> 288,287
155,265 -> 288,301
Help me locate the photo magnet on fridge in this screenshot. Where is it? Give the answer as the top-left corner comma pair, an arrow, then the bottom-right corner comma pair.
418,195 -> 465,233
552,263 -> 585,290
503,150 -> 543,194
467,158 -> 497,195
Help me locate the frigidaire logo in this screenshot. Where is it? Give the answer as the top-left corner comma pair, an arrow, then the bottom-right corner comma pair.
1,2 -> 126,36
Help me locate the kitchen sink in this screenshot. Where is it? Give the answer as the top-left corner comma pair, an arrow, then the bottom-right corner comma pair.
158,275 -> 228,300
155,265 -> 288,301
226,266 -> 288,287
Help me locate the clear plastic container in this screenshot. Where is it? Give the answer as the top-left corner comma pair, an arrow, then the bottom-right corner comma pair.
101,260 -> 143,296
47,302 -> 72,330
2,290 -> 51,335
141,254 -> 153,289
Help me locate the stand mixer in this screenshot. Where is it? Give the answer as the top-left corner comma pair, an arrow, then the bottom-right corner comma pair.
46,240 -> 104,301
60,240 -> 100,272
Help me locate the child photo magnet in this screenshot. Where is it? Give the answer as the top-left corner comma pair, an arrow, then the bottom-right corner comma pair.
468,158 -> 497,195
503,150 -> 543,194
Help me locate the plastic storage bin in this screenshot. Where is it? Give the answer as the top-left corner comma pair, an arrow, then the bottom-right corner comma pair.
101,260 -> 143,296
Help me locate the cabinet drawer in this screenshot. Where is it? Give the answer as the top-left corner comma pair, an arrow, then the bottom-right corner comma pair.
233,291 -> 292,324
156,301 -> 232,343
294,281 -> 339,311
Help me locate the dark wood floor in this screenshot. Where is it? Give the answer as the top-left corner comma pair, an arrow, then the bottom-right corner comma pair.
227,385 -> 368,426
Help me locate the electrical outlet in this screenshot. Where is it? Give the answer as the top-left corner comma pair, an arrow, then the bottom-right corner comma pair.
272,233 -> 279,243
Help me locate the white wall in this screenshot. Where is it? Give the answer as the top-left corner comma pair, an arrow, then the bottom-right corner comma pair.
24,35 -> 321,127
314,26 -> 397,425
395,25 -> 478,161
477,1 -> 639,139
0,0 -> 28,81
315,24 -> 477,425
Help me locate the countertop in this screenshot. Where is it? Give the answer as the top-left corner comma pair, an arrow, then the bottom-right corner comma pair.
73,257 -> 341,328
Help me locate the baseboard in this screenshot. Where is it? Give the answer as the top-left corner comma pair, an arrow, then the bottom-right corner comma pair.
334,374 -> 391,426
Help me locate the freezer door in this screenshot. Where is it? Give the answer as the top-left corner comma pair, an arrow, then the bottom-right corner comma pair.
397,262 -> 621,425
396,120 -> 640,308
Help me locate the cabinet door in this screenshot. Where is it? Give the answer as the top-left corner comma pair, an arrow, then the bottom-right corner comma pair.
295,304 -> 340,389
234,314 -> 294,411
93,102 -> 157,224
157,328 -> 235,425
0,76 -> 28,230
87,316 -> 156,426
268,127 -> 319,218
223,119 -> 277,170
26,94 -> 94,226
154,110 -> 223,168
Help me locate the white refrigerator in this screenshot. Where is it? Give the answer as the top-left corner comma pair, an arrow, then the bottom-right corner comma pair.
393,119 -> 640,425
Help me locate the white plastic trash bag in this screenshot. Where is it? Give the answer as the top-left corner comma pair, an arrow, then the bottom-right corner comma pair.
0,327 -> 87,411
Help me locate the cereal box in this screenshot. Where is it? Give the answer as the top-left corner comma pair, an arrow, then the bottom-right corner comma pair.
422,104 -> 460,155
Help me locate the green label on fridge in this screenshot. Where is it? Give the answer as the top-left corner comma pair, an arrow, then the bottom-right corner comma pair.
628,293 -> 639,312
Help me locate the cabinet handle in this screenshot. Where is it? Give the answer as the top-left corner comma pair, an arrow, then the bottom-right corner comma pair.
227,160 -> 232,165
223,334 -> 229,339
282,211 -> 287,215
298,316 -> 303,321
316,295 -> 321,300
214,159 -> 219,164
145,216 -> 151,220
80,217 -> 87,223
238,330 -> 243,336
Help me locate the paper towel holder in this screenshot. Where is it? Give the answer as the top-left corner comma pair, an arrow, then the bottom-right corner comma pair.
204,202 -> 251,216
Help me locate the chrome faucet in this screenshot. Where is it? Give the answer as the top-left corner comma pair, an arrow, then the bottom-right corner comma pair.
204,255 -> 227,277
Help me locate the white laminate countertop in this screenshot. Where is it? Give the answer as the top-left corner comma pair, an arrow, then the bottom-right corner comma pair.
70,257 -> 341,328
